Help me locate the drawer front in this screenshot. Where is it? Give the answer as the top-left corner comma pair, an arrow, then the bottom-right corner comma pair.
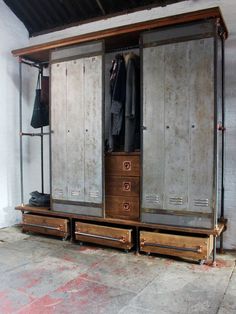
75,222 -> 133,250
105,196 -> 139,221
22,214 -> 69,237
105,155 -> 140,177
140,231 -> 213,260
105,176 -> 139,197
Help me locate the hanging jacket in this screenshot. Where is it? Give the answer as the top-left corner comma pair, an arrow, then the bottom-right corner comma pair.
124,52 -> 140,152
108,54 -> 126,151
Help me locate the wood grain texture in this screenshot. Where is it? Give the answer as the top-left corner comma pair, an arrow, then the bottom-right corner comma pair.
105,154 -> 140,177
140,231 -> 213,260
15,205 -> 224,236
22,214 -> 69,238
105,176 -> 140,197
75,222 -> 133,249
105,196 -> 139,221
12,8 -> 227,61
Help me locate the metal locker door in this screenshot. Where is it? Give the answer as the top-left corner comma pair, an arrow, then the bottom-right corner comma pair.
66,59 -> 85,202
163,41 -> 189,211
50,41 -> 104,216
142,45 -> 165,211
83,55 -> 103,205
188,38 -> 214,216
51,62 -> 68,200
141,21 -> 217,228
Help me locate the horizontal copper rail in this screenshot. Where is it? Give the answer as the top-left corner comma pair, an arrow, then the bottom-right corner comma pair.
75,231 -> 126,243
22,222 -> 64,232
141,240 -> 202,253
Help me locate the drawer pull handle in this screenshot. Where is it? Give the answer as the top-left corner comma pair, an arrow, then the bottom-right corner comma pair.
75,231 -> 126,243
140,240 -> 202,253
123,202 -> 131,211
123,182 -> 131,192
22,222 -> 64,232
123,161 -> 131,171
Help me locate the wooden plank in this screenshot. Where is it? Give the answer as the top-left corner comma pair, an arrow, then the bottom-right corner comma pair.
12,8 -> 228,61
15,204 -> 222,235
105,154 -> 140,177
140,231 -> 213,260
105,176 -> 140,197
105,195 -> 139,221
22,213 -> 69,238
75,222 -> 133,249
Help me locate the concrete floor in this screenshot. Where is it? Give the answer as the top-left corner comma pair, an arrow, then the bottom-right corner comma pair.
0,227 -> 235,314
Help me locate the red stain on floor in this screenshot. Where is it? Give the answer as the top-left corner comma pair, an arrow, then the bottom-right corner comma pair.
189,259 -> 234,271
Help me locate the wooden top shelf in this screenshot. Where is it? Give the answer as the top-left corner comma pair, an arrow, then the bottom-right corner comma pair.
12,7 -> 228,63
15,204 -> 225,236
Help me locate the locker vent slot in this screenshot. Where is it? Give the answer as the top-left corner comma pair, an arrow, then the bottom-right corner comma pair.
89,191 -> 99,198
71,190 -> 80,196
54,189 -> 64,196
145,195 -> 160,204
194,199 -> 209,207
169,197 -> 183,205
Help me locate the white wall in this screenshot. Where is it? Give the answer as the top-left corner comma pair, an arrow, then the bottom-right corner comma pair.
0,0 -> 30,227
5,0 -> 236,249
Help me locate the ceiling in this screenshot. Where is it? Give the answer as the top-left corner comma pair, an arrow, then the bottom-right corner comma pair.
4,0 -> 186,37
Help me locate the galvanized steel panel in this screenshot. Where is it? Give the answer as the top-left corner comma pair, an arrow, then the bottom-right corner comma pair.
142,45 -> 165,209
141,213 -> 213,229
142,21 -> 215,46
188,38 -> 214,214
51,41 -> 103,61
84,56 -> 103,204
66,59 -> 85,202
51,62 -> 68,200
141,31 -> 216,227
163,42 -> 189,211
52,202 -> 103,217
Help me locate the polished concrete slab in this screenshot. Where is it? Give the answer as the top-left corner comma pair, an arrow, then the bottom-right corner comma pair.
0,226 -> 235,314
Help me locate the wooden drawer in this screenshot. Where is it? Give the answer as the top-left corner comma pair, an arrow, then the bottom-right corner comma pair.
75,222 -> 133,250
140,231 -> 213,261
105,154 -> 140,177
105,176 -> 139,197
105,196 -> 139,221
22,214 -> 69,239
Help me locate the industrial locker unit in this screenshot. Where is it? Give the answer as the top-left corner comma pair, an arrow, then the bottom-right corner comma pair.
14,7 -> 227,263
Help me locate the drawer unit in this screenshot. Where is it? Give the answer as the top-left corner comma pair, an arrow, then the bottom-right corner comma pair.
75,222 -> 134,250
140,231 -> 213,261
105,176 -> 140,197
22,214 -> 70,239
105,154 -> 140,177
106,196 -> 139,220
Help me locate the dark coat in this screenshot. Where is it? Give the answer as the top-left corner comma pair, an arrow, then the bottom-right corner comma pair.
108,54 -> 126,151
124,53 -> 140,152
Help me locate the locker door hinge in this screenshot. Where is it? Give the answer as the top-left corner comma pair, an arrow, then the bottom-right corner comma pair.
83,65 -> 85,73
66,68 -> 67,76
